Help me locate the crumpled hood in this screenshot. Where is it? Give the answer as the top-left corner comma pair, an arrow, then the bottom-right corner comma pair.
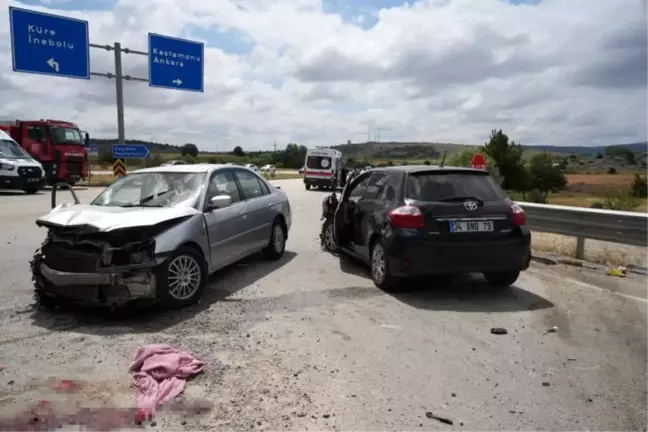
36,204 -> 200,231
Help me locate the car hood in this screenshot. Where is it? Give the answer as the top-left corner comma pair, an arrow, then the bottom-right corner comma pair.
36,204 -> 200,232
0,157 -> 42,168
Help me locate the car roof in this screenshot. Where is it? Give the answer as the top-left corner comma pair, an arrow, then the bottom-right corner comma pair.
367,165 -> 488,174
133,164 -> 250,174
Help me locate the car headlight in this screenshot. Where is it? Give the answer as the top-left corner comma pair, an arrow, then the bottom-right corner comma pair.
0,163 -> 15,171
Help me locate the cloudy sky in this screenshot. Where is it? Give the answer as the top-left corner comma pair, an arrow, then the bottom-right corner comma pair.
1,0 -> 646,151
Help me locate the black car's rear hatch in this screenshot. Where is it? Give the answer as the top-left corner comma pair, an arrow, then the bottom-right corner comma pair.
406,169 -> 517,242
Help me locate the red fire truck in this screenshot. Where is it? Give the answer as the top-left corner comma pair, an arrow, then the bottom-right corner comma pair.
0,119 -> 89,186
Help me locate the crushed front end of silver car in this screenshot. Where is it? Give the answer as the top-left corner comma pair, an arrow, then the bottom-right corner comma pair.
30,205 -> 200,307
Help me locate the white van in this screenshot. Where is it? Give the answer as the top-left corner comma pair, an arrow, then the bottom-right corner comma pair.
0,129 -> 46,194
303,148 -> 343,191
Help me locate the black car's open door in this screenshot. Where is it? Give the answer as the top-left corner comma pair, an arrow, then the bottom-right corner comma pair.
333,171 -> 372,249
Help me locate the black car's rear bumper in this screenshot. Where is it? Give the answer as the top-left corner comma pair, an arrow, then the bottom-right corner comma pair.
385,227 -> 531,276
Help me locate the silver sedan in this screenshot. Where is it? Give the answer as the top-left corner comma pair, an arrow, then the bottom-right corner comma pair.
31,164 -> 292,308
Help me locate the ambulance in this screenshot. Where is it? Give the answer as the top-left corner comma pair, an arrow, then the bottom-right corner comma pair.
303,148 -> 343,191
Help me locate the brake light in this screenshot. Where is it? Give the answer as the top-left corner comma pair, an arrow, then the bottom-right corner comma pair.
389,205 -> 425,229
511,202 -> 526,226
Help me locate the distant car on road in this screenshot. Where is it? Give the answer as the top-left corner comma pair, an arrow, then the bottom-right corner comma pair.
32,164 -> 292,309
244,163 -> 259,172
162,160 -> 186,166
260,164 -> 276,174
326,165 -> 531,290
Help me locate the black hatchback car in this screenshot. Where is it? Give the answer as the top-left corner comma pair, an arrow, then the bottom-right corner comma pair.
328,166 -> 531,290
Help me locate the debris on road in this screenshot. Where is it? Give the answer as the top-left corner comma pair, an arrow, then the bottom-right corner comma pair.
129,344 -> 205,418
546,326 -> 559,334
490,327 -> 508,335
542,382 -> 551,387
425,412 -> 454,425
608,266 -> 627,277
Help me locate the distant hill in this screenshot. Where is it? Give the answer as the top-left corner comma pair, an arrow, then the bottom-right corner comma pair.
89,137 -> 647,159
525,142 -> 647,155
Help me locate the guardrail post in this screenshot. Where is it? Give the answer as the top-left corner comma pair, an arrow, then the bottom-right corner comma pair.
575,213 -> 586,260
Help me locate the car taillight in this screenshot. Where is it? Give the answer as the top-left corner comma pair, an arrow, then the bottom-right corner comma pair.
511,202 -> 526,226
389,205 -> 425,229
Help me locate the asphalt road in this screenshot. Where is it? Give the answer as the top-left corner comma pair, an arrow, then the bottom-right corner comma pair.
90,169 -> 299,176
0,181 -> 646,431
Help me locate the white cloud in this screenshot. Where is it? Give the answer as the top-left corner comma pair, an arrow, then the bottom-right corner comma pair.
0,0 -> 646,151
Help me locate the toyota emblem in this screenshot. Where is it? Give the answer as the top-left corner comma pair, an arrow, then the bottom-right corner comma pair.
464,200 -> 479,211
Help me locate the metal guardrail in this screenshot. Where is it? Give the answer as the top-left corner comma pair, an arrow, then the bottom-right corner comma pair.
519,202 -> 648,259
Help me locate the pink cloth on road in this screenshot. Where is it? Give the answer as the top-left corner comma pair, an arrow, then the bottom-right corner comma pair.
129,344 -> 204,417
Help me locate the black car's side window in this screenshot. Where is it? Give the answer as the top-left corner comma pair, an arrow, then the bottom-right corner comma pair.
234,170 -> 267,200
348,175 -> 371,200
362,173 -> 388,200
206,170 -> 242,207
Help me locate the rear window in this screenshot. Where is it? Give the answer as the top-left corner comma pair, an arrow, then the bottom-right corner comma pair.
306,156 -> 332,170
407,172 -> 507,202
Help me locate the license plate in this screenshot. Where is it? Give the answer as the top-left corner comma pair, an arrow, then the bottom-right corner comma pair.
26,178 -> 39,183
449,221 -> 494,233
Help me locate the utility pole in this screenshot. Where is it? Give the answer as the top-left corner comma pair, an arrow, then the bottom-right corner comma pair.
367,124 -> 371,143
273,141 -> 277,152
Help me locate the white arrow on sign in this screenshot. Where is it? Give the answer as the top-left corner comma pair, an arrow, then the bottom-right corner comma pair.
172,79 -> 183,86
47,57 -> 59,73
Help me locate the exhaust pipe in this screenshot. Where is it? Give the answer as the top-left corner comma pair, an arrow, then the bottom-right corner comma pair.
51,182 -> 80,209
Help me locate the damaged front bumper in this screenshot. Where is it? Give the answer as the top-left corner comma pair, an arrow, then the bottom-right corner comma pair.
34,258 -> 165,306
35,260 -> 164,306
32,225 -> 169,306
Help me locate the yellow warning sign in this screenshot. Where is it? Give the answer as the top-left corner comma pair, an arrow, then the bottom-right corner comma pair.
112,158 -> 126,177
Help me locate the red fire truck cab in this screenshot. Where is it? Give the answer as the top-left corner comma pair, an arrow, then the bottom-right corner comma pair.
0,119 -> 89,186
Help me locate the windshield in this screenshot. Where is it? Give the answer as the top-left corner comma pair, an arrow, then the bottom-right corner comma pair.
91,172 -> 206,208
50,126 -> 83,145
0,139 -> 31,159
407,172 -> 507,202
306,155 -> 332,170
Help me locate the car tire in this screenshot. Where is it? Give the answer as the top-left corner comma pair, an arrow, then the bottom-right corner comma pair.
155,246 -> 207,309
305,184 -> 311,190
23,188 -> 39,194
370,238 -> 399,291
263,220 -> 286,260
483,270 -> 520,287
322,219 -> 337,253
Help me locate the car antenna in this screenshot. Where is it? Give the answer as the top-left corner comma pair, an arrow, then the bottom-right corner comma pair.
439,150 -> 447,168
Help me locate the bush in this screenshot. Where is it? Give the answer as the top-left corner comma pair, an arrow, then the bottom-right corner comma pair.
145,154 -> 163,168
424,160 -> 431,165
631,174 -> 647,198
601,190 -> 640,211
527,189 -> 548,204
590,202 -> 604,209
182,154 -> 196,164
607,167 -> 617,174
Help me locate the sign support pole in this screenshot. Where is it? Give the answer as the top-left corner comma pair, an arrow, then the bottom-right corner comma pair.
114,42 -> 125,147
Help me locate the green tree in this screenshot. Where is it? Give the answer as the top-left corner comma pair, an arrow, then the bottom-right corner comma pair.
481,129 -> 528,192
527,152 -> 567,202
423,160 -> 431,165
233,146 -> 245,157
595,153 -> 604,159
631,174 -> 647,198
607,167 -> 617,174
605,146 -> 636,165
181,143 -> 198,157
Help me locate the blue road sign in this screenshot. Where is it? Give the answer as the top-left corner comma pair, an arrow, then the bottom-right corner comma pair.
148,33 -> 204,92
89,145 -> 99,157
112,145 -> 150,159
9,6 -> 90,80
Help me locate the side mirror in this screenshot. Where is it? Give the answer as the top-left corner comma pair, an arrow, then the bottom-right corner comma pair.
84,133 -> 90,147
209,194 -> 232,210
